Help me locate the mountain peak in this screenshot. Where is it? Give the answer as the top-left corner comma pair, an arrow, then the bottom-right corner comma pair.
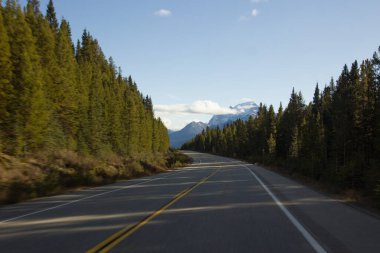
169,121 -> 207,148
233,101 -> 258,109
169,102 -> 259,148
208,101 -> 258,128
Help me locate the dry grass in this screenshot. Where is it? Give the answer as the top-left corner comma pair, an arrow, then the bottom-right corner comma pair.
0,150 -> 192,204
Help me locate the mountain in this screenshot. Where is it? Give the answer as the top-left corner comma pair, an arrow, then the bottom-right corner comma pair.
169,122 -> 208,148
208,101 -> 259,128
169,102 -> 259,148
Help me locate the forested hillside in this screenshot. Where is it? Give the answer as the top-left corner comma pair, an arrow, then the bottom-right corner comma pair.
183,48 -> 380,206
0,0 -> 169,156
0,0 -> 178,203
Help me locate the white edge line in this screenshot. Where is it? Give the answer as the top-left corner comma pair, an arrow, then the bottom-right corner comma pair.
184,164 -> 244,169
243,165 -> 327,253
0,168 -> 190,224
189,161 -> 243,166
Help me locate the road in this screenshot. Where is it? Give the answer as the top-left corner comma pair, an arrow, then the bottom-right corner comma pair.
0,151 -> 379,253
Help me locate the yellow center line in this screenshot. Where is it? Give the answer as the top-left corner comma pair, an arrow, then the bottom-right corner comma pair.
86,169 -> 219,253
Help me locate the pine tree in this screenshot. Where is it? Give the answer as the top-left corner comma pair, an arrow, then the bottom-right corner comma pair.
4,1 -> 49,153
126,88 -> 140,155
56,19 -> 79,149
46,0 -> 58,32
301,84 -> 325,178
289,126 -> 299,159
27,0 -> 40,15
321,80 -> 334,164
0,0 -> 170,158
0,7 -> 13,150
359,60 -> 376,165
105,59 -> 124,154
26,0 -> 66,149
184,47 -> 380,204
266,105 -> 277,158
332,65 -> 351,171
373,50 -> 380,156
267,133 -> 276,157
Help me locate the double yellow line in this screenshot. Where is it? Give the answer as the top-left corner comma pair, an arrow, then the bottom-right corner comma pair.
87,169 -> 219,253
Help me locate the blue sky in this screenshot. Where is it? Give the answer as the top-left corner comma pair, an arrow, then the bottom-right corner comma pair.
20,0 -> 380,129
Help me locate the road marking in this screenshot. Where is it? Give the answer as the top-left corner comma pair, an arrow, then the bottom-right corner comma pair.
0,169 -> 191,224
243,165 -> 327,253
190,161 -> 243,166
184,164 -> 244,169
87,169 -> 219,253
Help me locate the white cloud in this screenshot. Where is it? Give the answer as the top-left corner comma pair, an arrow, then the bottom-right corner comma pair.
154,9 -> 172,17
154,100 -> 237,115
251,9 -> 259,17
155,112 -> 212,130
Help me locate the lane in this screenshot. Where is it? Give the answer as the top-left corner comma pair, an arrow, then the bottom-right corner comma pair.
1,151 -> 379,253
246,162 -> 380,253
0,174 -> 181,223
0,152 -> 226,223
87,169 -> 220,253
92,152 -> 380,253
107,160 -> 316,253
0,152 -> 221,253
244,165 -> 325,253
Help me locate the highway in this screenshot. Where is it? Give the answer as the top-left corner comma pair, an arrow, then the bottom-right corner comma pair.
0,151 -> 379,252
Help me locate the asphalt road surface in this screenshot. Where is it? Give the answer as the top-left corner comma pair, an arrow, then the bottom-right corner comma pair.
0,151 -> 379,253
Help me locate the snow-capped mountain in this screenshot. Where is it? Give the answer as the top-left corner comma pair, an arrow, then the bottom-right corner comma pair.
208,101 -> 259,128
169,122 -> 208,148
169,102 -> 259,148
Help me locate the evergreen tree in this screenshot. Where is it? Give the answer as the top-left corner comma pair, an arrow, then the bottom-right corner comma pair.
0,8 -> 13,150
46,0 -> 58,32
26,0 -> 65,149
126,87 -> 140,155
4,0 -> 49,153
373,50 -> 380,156
266,105 -> 277,158
56,19 -> 79,149
27,0 -> 41,15
183,47 -> 380,205
1,1 -> 170,157
289,126 -> 299,158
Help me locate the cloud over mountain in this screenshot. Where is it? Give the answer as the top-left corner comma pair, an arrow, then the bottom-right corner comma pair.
154,100 -> 237,115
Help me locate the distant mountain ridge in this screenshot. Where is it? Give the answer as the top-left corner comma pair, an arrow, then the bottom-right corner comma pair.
208,101 -> 259,128
169,101 -> 259,148
169,122 -> 208,148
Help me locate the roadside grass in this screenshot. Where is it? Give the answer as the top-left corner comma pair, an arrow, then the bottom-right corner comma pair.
0,150 -> 192,204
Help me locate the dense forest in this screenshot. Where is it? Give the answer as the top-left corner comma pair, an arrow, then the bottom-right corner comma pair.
0,0 -> 178,203
183,48 -> 380,205
0,0 -> 169,156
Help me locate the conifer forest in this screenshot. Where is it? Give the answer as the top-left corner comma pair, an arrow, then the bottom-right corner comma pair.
183,49 -> 380,205
0,0 -> 175,203
0,0 -> 169,157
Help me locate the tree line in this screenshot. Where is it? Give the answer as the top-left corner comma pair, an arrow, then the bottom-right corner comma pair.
183,48 -> 380,204
0,0 -> 169,157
